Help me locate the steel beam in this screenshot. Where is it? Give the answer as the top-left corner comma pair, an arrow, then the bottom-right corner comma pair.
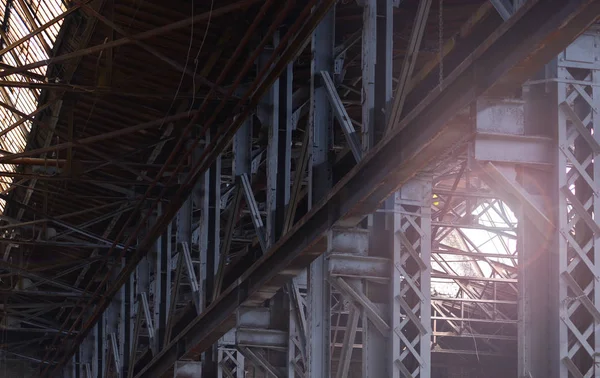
275,61 -> 293,242
489,0 -> 514,21
364,1 -> 394,375
0,0 -> 263,79
320,70 -> 362,162
361,0 -> 376,152
241,173 -> 267,253
217,346 -> 244,378
203,130 -> 222,376
262,43 -> 281,249
55,5 -> 325,374
126,2 -> 599,377
215,117 -> 251,299
388,0 -> 431,131
392,177 -> 432,378
307,4 -> 335,378
547,28 -> 600,378
154,213 -> 172,353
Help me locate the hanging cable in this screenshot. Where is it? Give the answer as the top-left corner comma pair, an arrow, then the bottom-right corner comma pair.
190,0 -> 215,115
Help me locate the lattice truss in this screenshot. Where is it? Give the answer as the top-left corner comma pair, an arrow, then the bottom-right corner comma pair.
217,347 -> 244,378
328,286 -> 362,378
556,32 -> 600,377
393,177 -> 432,378
288,281 -> 307,378
325,228 -> 389,378
0,0 -> 65,210
215,282 -> 308,378
429,162 -> 518,361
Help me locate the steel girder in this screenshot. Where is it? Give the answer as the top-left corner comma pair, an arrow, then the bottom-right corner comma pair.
41,0 -> 338,375
133,0 -> 600,376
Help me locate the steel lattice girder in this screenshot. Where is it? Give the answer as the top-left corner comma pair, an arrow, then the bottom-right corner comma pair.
133,1 -> 600,376
43,0 -> 337,375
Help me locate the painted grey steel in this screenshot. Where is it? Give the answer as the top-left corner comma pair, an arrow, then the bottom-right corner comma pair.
474,132 -> 554,166
71,2 -> 600,376
241,173 -> 267,253
390,0 -> 431,126
363,0 -> 395,375
174,361 -> 202,378
489,0 -> 513,20
307,4 -> 335,377
361,0 -> 376,152
263,44 -> 281,249
204,132 -> 222,375
233,117 -> 252,176
275,62 -> 293,241
393,176 -> 432,378
217,347 -> 245,378
153,210 -> 172,352
182,242 -> 201,311
320,70 -> 362,162
553,29 -> 600,378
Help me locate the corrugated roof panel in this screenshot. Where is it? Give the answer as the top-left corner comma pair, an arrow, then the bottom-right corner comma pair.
0,0 -> 66,210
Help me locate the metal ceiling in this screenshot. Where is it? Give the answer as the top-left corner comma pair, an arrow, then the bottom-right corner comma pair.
0,0 -> 596,376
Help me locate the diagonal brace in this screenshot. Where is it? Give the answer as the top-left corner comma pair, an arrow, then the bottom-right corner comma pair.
489,0 -> 514,21
241,173 -> 268,253
320,71 -> 362,162
331,276 -> 390,335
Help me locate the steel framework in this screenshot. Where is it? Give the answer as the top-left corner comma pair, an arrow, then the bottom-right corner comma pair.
0,0 -> 598,378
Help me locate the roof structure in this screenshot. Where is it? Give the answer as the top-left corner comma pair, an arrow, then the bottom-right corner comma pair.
0,0 -> 595,377
0,0 -> 64,211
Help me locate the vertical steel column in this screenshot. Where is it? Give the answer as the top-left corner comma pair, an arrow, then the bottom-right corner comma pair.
374,0 -> 393,143
203,128 -> 222,376
105,264 -> 122,377
136,256 -> 151,302
263,38 -> 292,245
153,204 -> 171,352
393,175 -> 432,378
363,0 -> 393,376
275,61 -> 293,241
120,261 -> 134,377
64,356 -> 77,378
517,70 -> 556,377
307,3 -> 335,377
199,146 -> 210,313
234,118 -> 252,177
553,28 -> 600,378
178,177 -> 193,250
92,324 -> 99,377
215,103 -> 253,378
361,0 -> 376,153
136,245 -> 152,356
178,155 -> 196,308
78,339 -> 86,378
206,130 -> 222,302
262,40 -> 281,248
79,325 -> 98,378
98,313 -> 106,377
288,273 -> 307,377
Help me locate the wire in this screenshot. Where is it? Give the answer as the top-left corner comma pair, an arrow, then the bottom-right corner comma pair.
189,0 -> 215,115
42,0 -> 215,367
467,318 -> 480,363
158,0 -> 197,130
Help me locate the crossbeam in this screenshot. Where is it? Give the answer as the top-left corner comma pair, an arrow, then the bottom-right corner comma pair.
133,1 -> 600,376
